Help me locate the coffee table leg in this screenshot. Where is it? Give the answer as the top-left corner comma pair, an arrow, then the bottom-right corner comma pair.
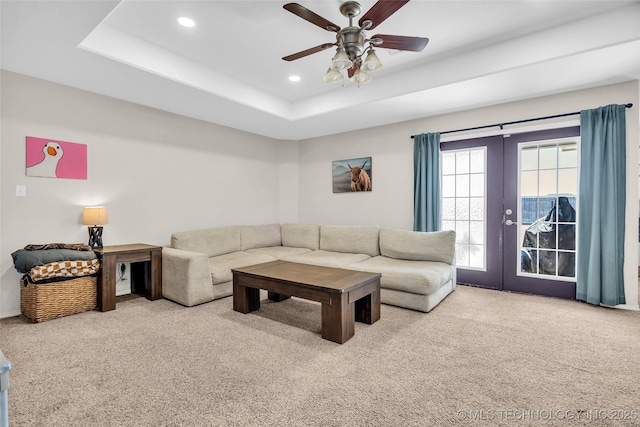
233,281 -> 260,313
355,288 -> 380,325
267,291 -> 290,302
321,293 -> 355,344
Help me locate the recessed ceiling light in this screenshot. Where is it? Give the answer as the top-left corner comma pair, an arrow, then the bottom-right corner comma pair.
289,75 -> 301,82
178,17 -> 195,28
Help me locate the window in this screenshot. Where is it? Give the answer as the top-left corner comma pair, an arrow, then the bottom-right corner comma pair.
518,138 -> 578,280
441,148 -> 486,269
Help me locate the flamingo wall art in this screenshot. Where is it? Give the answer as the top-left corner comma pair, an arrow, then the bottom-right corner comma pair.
26,136 -> 87,179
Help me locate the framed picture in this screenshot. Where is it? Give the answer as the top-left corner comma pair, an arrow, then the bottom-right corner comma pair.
332,157 -> 372,193
26,136 -> 87,179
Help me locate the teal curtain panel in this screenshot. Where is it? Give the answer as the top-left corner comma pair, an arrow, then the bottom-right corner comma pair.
413,133 -> 441,232
577,104 -> 627,306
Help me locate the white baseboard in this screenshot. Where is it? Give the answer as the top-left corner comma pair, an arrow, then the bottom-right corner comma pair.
610,303 -> 640,311
0,309 -> 22,319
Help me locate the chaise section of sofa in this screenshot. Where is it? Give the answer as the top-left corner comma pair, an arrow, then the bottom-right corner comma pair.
162,223 -> 456,312
347,228 -> 457,312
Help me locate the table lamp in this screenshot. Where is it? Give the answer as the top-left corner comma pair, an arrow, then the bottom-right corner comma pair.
82,206 -> 108,248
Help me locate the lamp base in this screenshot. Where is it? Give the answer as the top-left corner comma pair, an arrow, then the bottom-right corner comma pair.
88,226 -> 104,248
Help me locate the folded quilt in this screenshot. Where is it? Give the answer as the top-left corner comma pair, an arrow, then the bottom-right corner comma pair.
23,243 -> 92,251
12,248 -> 98,274
28,259 -> 100,282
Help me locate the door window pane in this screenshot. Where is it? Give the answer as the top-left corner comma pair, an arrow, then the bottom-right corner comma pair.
456,198 -> 470,220
558,224 -> 576,249
456,243 -> 470,266
538,250 -> 557,275
470,150 -> 484,173
469,245 -> 484,268
469,198 -> 484,220
538,170 -> 558,195
520,171 -> 538,196
456,151 -> 470,174
442,152 -> 456,174
441,147 -> 487,270
442,198 -> 455,220
469,220 -> 484,245
558,252 -> 576,277
456,220 -> 470,242
469,173 -> 484,197
456,175 -> 470,197
521,146 -> 538,171
558,143 -> 577,167
558,169 -> 577,194
518,138 -> 578,281
442,220 -> 455,231
442,176 -> 455,197
539,145 -> 558,169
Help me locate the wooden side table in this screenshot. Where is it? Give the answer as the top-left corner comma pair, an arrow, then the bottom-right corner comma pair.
94,244 -> 162,312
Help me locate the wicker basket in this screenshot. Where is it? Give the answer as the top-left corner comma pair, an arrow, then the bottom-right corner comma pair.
20,275 -> 97,323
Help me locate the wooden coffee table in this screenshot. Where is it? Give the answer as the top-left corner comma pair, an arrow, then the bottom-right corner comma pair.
232,260 -> 381,344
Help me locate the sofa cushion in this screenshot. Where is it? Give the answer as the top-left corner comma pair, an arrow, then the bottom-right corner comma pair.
284,250 -> 370,268
240,224 -> 282,251
348,256 -> 453,295
320,225 -> 380,257
281,224 -> 320,250
209,252 -> 275,285
171,226 -> 241,257
245,246 -> 312,259
379,228 -> 456,264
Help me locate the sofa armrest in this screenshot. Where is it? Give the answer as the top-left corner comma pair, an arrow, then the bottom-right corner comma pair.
162,246 -> 214,307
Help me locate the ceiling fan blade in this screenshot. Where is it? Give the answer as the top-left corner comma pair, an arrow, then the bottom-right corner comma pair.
348,66 -> 357,78
359,0 -> 410,30
373,34 -> 429,52
282,43 -> 335,61
283,3 -> 340,32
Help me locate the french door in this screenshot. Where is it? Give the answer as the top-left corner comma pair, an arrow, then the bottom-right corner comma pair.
441,127 -> 580,299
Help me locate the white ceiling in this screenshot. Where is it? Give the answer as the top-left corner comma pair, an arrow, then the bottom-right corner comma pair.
1,0 -> 639,140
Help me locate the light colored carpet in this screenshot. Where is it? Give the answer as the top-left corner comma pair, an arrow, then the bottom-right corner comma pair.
1,285 -> 639,426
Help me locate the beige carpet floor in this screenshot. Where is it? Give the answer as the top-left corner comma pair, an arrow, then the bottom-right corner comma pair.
1,285 -> 639,426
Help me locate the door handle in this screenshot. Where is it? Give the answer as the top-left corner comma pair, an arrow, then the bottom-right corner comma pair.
505,219 -> 517,226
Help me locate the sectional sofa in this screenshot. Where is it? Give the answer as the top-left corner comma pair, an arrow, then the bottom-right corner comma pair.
162,224 -> 456,313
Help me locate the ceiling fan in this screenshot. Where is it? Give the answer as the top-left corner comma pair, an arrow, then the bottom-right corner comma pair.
282,0 -> 429,84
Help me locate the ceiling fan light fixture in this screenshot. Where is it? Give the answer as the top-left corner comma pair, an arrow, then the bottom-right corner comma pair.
329,48 -> 353,70
362,49 -> 383,71
282,1 -> 428,87
350,68 -> 371,85
323,68 -> 344,83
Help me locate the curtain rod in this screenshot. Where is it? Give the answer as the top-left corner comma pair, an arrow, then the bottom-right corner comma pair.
410,103 -> 633,138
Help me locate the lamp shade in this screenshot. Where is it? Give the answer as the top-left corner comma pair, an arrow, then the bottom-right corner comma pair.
323,68 -> 344,83
329,48 -> 353,71
350,69 -> 371,85
82,206 -> 108,226
362,49 -> 383,71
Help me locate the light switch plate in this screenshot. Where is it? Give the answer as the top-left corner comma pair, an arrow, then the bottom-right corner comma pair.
16,185 -> 26,197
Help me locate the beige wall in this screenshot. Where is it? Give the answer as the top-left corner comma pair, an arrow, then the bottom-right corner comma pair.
0,71 -> 291,317
2,70 -> 638,316
298,81 -> 639,310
